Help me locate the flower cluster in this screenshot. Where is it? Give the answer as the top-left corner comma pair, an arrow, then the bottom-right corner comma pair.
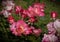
42,10 -> 59,42
1,0 -> 60,42
1,0 -> 15,17
15,2 -> 45,24
42,19 -> 60,42
15,3 -> 45,18
1,0 -> 43,36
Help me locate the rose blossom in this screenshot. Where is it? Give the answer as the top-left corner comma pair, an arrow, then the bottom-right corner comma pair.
42,34 -> 58,42
54,19 -> 60,29
54,19 -> 60,37
10,20 -> 27,36
2,0 -> 15,12
7,15 -> 15,24
47,22 -> 56,34
33,3 -> 45,17
51,11 -> 58,20
10,20 -> 33,36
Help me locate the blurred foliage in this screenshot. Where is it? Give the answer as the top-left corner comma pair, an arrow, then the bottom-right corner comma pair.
0,0 -> 60,42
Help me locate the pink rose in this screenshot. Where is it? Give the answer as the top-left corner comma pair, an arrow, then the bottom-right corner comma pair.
10,20 -> 29,36
33,3 -> 45,17
54,19 -> 60,37
42,34 -> 58,42
47,22 -> 56,34
51,11 -> 58,20
7,15 -> 15,24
